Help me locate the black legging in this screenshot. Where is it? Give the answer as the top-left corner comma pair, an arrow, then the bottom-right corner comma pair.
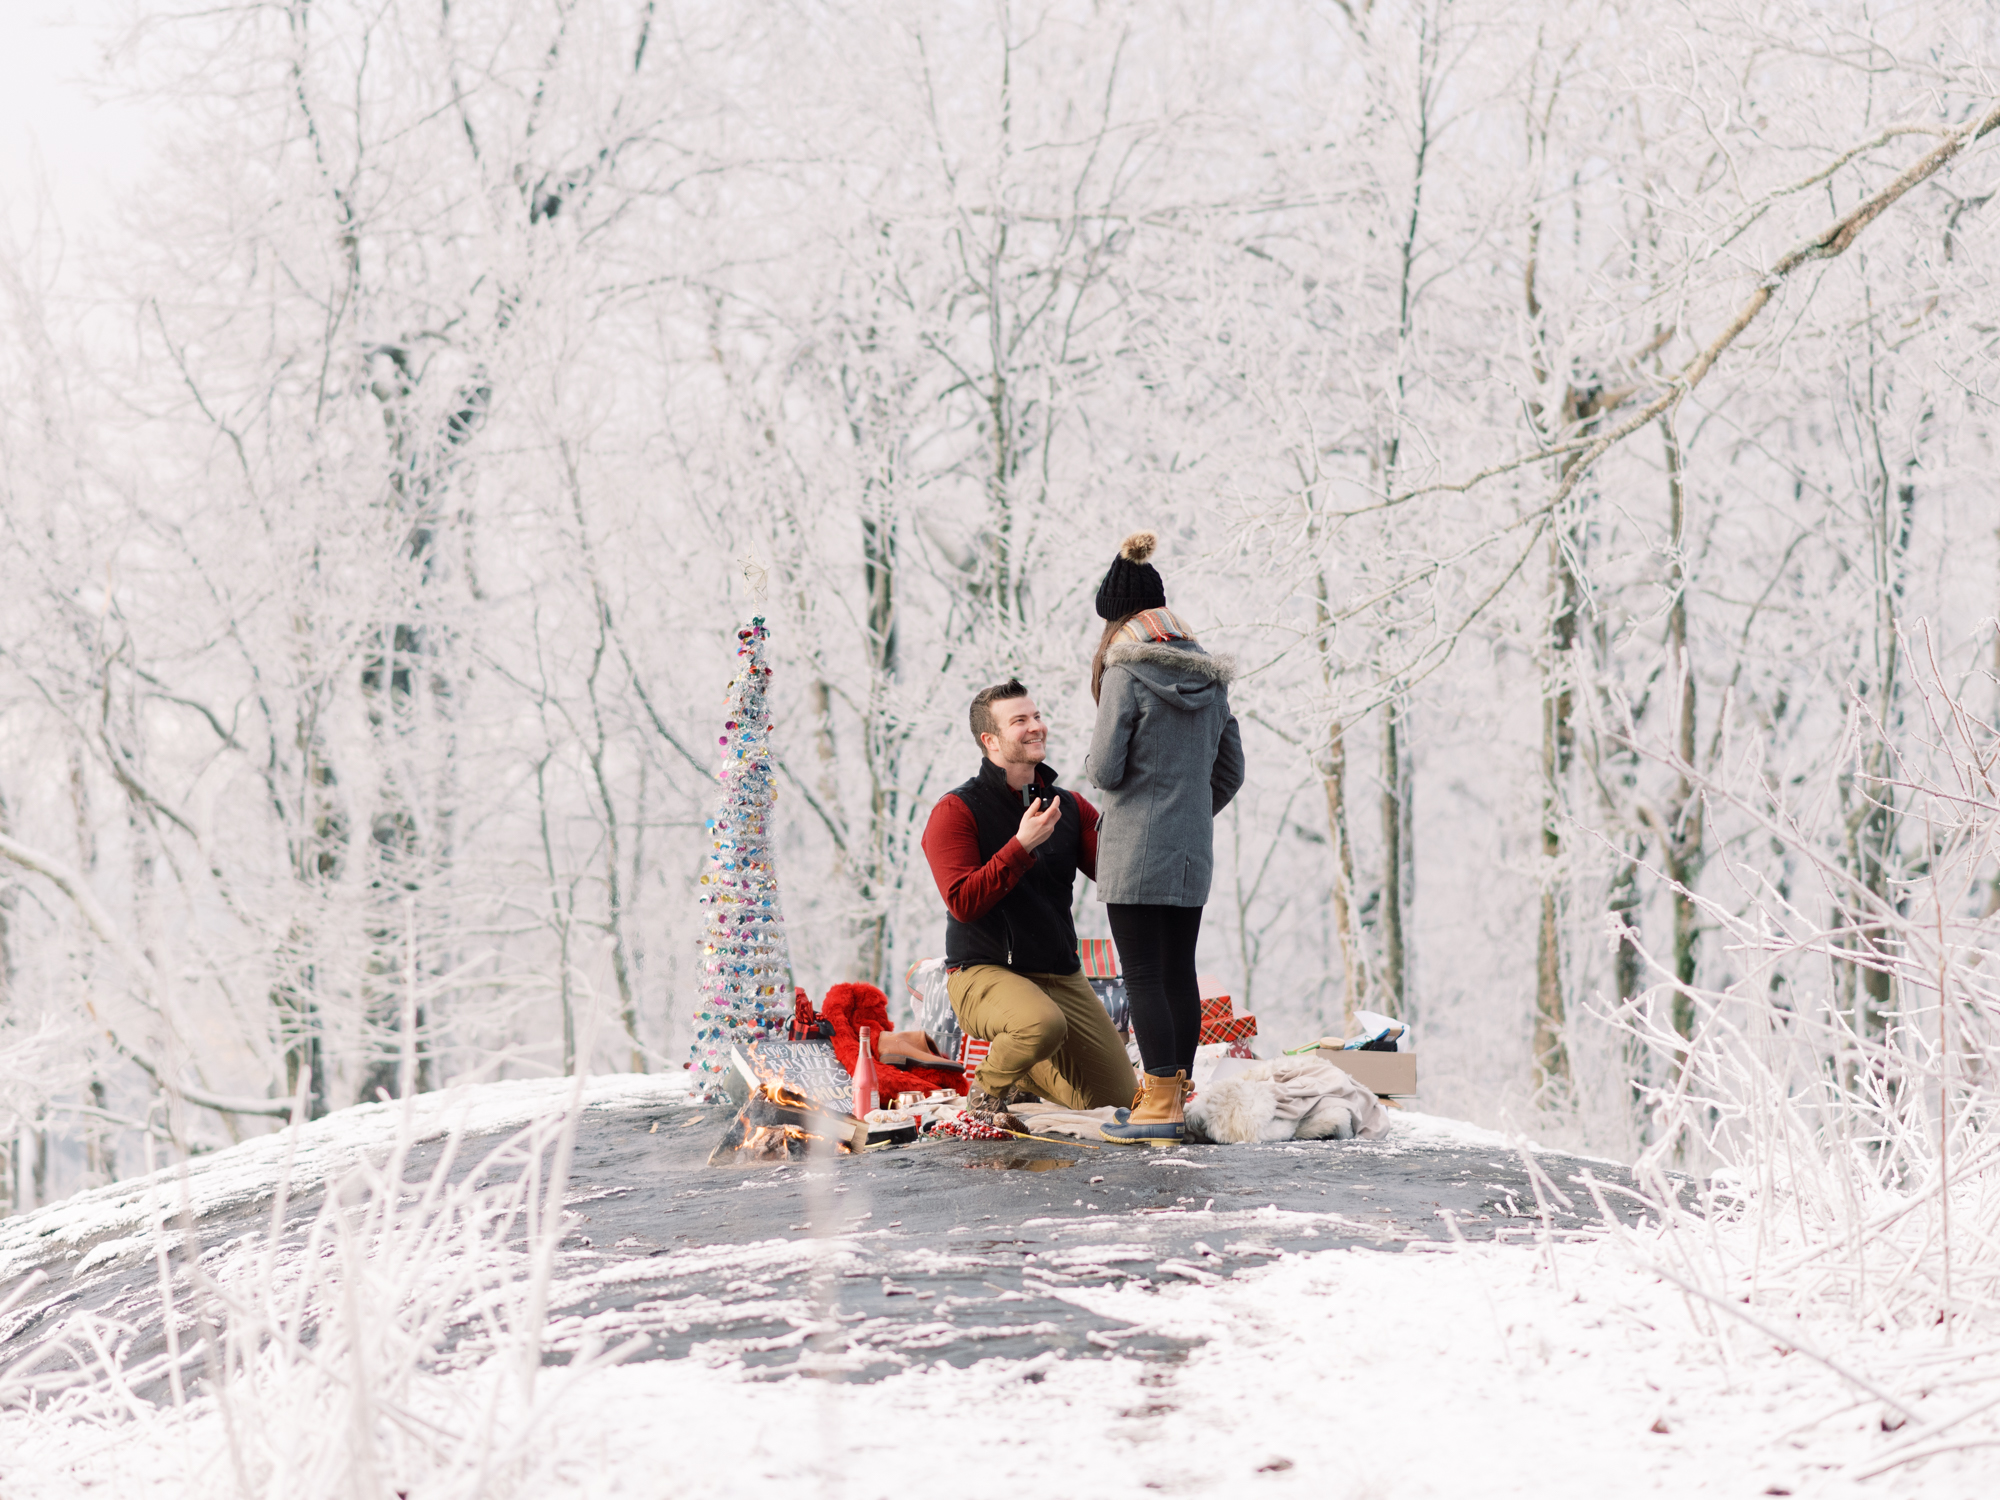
1106,903 -> 1204,1078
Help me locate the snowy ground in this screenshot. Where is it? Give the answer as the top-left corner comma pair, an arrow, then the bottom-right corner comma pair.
0,1073 -> 679,1287
3,1078 -> 1996,1498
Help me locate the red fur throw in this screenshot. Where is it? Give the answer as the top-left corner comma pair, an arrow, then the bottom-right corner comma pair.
821,982 -> 969,1100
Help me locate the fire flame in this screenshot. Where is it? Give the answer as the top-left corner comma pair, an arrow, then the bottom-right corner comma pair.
710,1052 -> 857,1164
757,1079 -> 813,1111
737,1122 -> 815,1161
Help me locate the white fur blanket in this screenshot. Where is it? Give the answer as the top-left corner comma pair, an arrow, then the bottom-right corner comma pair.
1184,1055 -> 1388,1144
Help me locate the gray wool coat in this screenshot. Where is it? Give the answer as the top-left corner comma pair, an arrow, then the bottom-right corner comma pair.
1085,639 -> 1246,907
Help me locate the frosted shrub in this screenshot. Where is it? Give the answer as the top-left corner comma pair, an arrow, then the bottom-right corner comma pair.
0,1081 -> 641,1498
1584,626 -> 2000,1473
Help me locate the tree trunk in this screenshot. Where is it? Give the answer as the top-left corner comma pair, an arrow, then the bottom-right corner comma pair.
582,613 -> 643,1073
629,753 -> 650,1045
593,740 -> 642,1073
1608,848 -> 1648,1131
1379,694 -> 1407,1017
355,349 -> 487,1102
1314,574 -> 1366,1033
84,1078 -> 115,1187
856,507 -> 901,991
1367,5 -> 1432,1028
1534,520 -> 1578,1093
535,755 -> 577,1077
272,725 -> 341,1119
1323,720 -> 1365,1036
1661,414 -> 1703,1044
1848,462 -> 1916,1040
276,917 -> 329,1117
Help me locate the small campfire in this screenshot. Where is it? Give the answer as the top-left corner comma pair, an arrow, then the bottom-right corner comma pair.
708,1078 -> 867,1166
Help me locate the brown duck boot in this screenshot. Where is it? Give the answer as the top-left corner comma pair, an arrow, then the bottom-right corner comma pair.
1100,1071 -> 1187,1146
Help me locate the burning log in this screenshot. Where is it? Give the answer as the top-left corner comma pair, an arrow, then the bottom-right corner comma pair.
708,1080 -> 868,1166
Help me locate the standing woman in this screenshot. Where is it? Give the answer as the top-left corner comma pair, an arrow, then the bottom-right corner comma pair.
1086,531 -> 1244,1145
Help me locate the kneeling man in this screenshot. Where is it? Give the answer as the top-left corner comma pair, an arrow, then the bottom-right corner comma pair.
921,679 -> 1138,1128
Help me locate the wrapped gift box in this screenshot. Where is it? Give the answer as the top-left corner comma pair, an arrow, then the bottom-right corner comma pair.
1078,938 -> 1119,978
959,1037 -> 991,1072
1199,995 -> 1234,1025
1197,1013 -> 1258,1045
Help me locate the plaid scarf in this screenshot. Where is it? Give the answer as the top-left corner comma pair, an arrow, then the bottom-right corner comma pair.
1115,606 -> 1197,646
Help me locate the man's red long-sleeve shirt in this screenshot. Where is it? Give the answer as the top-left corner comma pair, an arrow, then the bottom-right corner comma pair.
922,787 -> 1099,923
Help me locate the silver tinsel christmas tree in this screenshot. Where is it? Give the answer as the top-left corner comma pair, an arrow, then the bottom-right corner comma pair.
686,617 -> 795,1097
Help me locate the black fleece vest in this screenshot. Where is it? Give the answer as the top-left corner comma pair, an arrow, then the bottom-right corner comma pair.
944,760 -> 1083,976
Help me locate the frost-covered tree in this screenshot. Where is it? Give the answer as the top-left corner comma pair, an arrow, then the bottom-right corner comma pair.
3,0 -> 1999,1208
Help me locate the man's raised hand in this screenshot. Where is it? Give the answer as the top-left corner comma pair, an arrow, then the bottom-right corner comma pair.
1016,794 -> 1062,851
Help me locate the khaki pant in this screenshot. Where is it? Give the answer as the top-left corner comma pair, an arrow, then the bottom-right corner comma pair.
947,965 -> 1137,1110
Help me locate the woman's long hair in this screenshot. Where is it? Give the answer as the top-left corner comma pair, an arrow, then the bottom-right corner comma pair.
1092,613 -> 1139,702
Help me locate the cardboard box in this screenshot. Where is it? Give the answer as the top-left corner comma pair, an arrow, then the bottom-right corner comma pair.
1312,1046 -> 1417,1098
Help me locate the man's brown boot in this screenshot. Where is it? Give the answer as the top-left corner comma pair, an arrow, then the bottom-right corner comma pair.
1100,1071 -> 1187,1146
963,1083 -> 1028,1134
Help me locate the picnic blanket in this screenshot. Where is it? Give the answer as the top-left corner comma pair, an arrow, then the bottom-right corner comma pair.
1009,1101 -> 1123,1141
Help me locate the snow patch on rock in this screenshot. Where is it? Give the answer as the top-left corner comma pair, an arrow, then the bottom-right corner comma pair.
0,1072 -> 691,1283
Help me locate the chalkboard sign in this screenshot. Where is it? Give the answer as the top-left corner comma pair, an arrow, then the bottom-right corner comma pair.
728,1040 -> 855,1111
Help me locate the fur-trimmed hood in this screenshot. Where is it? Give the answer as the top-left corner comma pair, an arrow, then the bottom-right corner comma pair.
1105,639 -> 1236,682
1104,639 -> 1235,711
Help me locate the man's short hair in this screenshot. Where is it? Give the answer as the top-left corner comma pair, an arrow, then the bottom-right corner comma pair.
970,679 -> 1031,748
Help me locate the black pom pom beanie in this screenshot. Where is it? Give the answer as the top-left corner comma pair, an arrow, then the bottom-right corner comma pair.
1095,530 -> 1167,620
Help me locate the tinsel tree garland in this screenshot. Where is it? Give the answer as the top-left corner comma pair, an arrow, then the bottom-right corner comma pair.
686,617 -> 795,1098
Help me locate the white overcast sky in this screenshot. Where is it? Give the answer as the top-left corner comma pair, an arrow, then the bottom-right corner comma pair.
0,1 -> 144,237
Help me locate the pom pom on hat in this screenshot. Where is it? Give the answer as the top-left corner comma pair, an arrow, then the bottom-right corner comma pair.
1096,528 -> 1168,620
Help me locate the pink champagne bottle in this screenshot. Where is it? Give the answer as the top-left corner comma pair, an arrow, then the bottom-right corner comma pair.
854,1027 -> 881,1118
